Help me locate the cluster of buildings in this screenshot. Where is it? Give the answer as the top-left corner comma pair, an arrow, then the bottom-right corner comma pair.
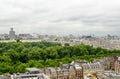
95,56 -> 120,79
1,56 -> 120,79
0,28 -> 15,40
11,61 -> 83,79
0,28 -> 16,40
0,28 -> 120,50
0,28 -> 34,40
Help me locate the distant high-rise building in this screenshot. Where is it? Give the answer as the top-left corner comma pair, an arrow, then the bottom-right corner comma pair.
9,28 -> 16,40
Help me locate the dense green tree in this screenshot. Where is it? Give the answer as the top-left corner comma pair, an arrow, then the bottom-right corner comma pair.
6,49 -> 19,63
45,59 -> 59,67
0,55 -> 11,62
64,43 -> 70,46
0,41 -> 119,74
45,47 -> 59,59
16,63 -> 28,73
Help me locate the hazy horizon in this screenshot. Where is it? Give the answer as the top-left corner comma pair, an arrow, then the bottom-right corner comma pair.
0,0 -> 120,36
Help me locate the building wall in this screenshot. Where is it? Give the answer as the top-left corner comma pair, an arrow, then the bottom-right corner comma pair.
115,61 -> 120,74
9,28 -> 16,40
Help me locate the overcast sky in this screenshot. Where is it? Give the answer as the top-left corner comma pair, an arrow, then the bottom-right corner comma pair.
0,0 -> 120,36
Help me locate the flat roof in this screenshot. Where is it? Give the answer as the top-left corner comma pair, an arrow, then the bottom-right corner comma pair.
26,68 -> 40,72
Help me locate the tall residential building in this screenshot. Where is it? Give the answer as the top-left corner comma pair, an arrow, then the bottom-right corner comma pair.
9,28 -> 16,40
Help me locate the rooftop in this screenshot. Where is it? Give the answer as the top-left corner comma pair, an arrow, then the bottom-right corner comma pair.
118,57 -> 120,61
26,68 -> 40,72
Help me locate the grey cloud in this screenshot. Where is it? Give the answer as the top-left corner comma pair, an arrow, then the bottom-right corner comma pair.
0,0 -> 120,35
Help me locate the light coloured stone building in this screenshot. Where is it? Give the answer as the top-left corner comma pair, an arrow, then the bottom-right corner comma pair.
115,57 -> 120,74
9,28 -> 16,40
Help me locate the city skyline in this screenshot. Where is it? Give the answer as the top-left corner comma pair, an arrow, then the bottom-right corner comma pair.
1,27 -> 120,36
0,0 -> 120,36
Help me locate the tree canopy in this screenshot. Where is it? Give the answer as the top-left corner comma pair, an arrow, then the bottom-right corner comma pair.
0,41 -> 119,74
